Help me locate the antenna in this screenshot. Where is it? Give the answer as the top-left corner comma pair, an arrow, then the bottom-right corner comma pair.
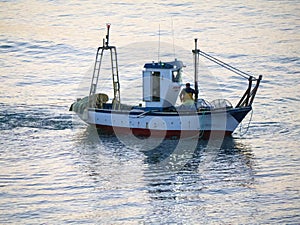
105,23 -> 111,47
171,17 -> 176,59
158,24 -> 160,62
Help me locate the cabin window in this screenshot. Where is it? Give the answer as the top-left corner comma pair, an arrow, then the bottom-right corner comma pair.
152,71 -> 160,102
172,69 -> 182,82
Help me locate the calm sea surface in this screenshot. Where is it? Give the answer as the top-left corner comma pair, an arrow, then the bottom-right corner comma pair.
1,0 -> 299,224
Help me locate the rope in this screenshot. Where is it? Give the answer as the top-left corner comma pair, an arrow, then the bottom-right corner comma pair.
199,50 -> 256,80
239,109 -> 254,137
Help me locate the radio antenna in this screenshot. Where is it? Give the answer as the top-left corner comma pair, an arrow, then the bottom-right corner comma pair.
158,24 -> 160,62
171,17 -> 176,59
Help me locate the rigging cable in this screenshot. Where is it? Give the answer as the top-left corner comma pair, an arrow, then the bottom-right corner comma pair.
198,50 -> 256,80
239,109 -> 254,137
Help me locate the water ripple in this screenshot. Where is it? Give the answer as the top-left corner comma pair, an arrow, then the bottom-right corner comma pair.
0,104 -> 73,130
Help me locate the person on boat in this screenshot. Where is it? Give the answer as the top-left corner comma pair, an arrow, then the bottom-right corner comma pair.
180,83 -> 196,104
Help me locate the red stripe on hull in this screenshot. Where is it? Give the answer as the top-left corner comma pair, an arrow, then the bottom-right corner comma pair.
92,124 -> 232,139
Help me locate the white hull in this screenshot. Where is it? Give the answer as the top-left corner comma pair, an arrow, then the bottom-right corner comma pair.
79,107 -> 252,138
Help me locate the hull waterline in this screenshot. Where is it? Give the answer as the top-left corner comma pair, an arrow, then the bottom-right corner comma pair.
75,106 -> 252,139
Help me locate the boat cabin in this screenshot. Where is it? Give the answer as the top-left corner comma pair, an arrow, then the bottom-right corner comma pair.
142,59 -> 183,109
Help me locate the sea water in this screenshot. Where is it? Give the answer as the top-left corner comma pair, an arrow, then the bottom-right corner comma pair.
1,0 -> 299,224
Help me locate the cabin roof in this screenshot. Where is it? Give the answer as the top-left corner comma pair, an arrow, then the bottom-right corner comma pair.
144,62 -> 173,69
144,60 -> 184,70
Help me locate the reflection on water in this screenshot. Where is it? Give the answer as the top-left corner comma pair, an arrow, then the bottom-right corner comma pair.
72,125 -> 256,223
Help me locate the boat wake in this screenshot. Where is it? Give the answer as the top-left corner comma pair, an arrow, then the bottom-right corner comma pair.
0,104 -> 73,131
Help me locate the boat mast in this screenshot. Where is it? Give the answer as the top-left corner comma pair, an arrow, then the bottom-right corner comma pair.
192,39 -> 200,102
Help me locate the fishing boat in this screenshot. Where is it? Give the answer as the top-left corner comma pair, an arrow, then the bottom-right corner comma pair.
70,24 -> 262,139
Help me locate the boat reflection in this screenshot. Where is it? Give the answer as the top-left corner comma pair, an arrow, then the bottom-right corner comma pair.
73,125 -> 256,222
74,125 -> 254,182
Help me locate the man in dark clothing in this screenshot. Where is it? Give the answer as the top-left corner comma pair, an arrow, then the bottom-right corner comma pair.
180,83 -> 196,103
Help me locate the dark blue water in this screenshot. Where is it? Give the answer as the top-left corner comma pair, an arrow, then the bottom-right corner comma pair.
1,0 -> 299,224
